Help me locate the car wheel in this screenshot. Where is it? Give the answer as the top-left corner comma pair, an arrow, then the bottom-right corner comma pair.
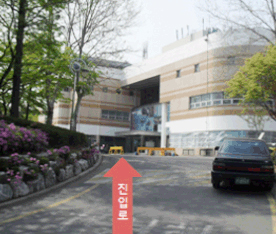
212,180 -> 220,189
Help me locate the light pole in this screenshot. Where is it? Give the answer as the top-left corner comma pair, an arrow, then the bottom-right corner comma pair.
205,30 -> 209,149
69,58 -> 87,131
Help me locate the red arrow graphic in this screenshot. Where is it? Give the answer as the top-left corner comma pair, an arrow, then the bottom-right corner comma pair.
104,157 -> 142,234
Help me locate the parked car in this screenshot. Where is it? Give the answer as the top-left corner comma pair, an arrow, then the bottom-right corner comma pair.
212,138 -> 275,191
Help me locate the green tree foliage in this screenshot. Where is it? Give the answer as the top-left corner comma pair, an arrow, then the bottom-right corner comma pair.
0,0 -> 70,118
225,44 -> 276,121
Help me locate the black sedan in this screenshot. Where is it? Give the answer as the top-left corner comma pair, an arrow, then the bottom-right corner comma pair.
212,137 -> 275,191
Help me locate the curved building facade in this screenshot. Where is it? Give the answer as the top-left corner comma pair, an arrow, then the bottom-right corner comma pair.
122,28 -> 276,155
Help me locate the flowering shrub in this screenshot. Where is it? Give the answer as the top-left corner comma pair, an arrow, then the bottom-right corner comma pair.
81,148 -> 99,160
47,146 -> 70,161
6,168 -> 23,186
47,149 -> 59,161
8,153 -> 25,167
23,166 -> 39,181
40,164 -> 49,175
0,120 -> 49,156
57,146 -> 70,159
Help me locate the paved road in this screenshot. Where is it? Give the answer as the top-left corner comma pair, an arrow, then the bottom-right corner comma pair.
0,154 -> 275,234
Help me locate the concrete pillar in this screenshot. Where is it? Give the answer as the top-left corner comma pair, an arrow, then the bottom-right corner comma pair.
161,103 -> 167,148
140,135 -> 144,147
96,134 -> 100,143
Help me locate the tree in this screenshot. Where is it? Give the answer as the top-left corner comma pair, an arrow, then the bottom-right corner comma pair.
199,0 -> 276,44
0,0 -> 70,118
238,104 -> 271,133
20,38 -> 75,124
62,0 -> 140,131
69,57 -> 99,131
224,44 -> 276,121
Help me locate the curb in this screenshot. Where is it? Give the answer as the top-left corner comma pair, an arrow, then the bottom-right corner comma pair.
0,154 -> 103,210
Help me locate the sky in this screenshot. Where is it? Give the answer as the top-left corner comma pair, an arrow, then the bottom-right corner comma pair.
123,0 -> 210,65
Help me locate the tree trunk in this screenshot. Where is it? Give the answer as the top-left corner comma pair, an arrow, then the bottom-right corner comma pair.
46,103 -> 54,125
25,103 -> 29,120
10,0 -> 27,118
72,92 -> 83,132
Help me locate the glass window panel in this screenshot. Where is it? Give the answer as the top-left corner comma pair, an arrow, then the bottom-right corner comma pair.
195,63 -> 200,72
195,103 -> 200,108
102,110 -> 108,119
233,99 -> 240,104
201,94 -> 210,101
213,100 -> 221,105
167,103 -> 170,122
123,112 -> 129,121
109,110 -> 116,120
201,102 -> 206,107
227,56 -> 235,65
207,101 -> 212,106
223,100 -> 231,105
194,96 -> 201,102
116,111 -> 123,120
212,92 -> 224,100
190,97 -> 197,103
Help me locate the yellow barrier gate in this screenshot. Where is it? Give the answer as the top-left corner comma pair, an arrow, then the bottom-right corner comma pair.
109,146 -> 124,155
137,147 -> 176,156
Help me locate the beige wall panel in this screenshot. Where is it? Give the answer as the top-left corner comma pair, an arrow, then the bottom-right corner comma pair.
170,106 -> 252,121
53,120 -> 129,128
80,107 -> 101,119
161,82 -> 227,102
57,108 -> 71,118
170,97 -> 189,113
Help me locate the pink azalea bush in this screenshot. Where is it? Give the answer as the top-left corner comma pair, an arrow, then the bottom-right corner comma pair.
47,146 -> 70,160
6,169 -> 23,186
0,120 -> 48,156
80,148 -> 99,160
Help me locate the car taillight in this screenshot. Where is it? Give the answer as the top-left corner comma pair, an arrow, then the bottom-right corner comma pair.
260,165 -> 274,173
248,168 -> 261,172
213,162 -> 226,170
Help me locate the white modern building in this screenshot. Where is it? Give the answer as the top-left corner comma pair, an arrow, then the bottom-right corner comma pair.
39,27 -> 276,155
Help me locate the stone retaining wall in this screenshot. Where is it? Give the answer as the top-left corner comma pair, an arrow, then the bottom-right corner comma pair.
0,152 -> 100,203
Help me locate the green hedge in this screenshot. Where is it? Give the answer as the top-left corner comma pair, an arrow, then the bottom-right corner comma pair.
0,116 -> 88,149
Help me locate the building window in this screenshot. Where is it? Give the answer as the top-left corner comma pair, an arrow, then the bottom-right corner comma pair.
101,110 -> 130,122
123,112 -> 129,121
194,63 -> 200,72
109,110 -> 116,120
102,110 -> 109,119
167,102 -> 170,122
227,56 -> 235,65
176,70 -> 181,78
116,111 -> 123,120
102,87 -> 108,93
63,87 -> 70,92
189,92 -> 229,109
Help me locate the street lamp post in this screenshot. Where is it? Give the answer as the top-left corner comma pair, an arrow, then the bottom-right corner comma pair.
69,58 -> 87,131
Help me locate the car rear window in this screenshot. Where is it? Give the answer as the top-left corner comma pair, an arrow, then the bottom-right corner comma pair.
220,140 -> 269,156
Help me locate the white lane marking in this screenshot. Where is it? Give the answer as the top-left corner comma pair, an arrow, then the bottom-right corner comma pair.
78,213 -> 88,217
166,223 -> 186,230
138,219 -> 159,234
201,225 -> 213,234
59,217 -> 80,231
127,159 -> 145,163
